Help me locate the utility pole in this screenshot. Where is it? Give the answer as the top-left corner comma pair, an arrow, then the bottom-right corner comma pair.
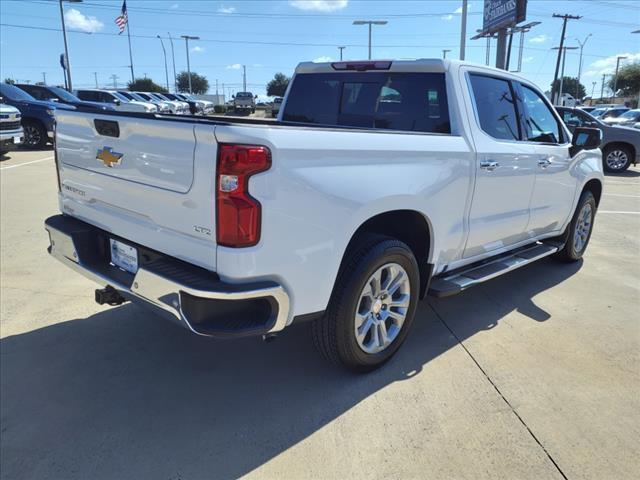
58,0 -> 82,92
110,74 -> 118,89
216,79 -> 219,96
459,0 -> 468,60
181,35 -> 200,94
600,74 -> 607,100
613,55 -> 627,102
553,46 -> 578,104
242,65 -> 247,92
591,81 -> 597,100
551,14 -> 581,105
338,46 -> 346,61
157,35 -> 169,92
353,20 -> 388,60
42,72 -> 47,85
168,32 -> 177,92
575,34 -> 592,86
93,72 -> 98,88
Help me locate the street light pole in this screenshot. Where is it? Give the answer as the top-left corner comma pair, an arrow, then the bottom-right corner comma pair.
181,35 -> 199,94
338,46 -> 346,61
168,32 -> 177,92
442,49 -> 451,59
353,20 -> 388,60
242,65 -> 246,92
58,0 -> 82,91
575,33 -> 592,86
613,55 -> 627,102
157,35 -> 169,92
459,0 -> 468,60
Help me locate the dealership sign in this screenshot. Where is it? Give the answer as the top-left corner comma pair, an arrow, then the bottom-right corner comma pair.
483,0 -> 527,33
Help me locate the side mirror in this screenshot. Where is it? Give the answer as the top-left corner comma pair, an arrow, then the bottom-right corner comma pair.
114,99 -> 121,105
569,127 -> 601,157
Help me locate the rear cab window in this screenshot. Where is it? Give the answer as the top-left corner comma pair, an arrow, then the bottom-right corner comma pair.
282,72 -> 451,134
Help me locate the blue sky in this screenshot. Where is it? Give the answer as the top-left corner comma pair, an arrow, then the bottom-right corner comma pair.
1,0 -> 638,99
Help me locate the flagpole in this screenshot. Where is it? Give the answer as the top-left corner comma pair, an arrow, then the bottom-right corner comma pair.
126,13 -> 134,82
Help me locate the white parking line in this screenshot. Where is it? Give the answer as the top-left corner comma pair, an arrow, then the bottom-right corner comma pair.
599,210 -> 640,214
604,193 -> 640,198
0,156 -> 54,170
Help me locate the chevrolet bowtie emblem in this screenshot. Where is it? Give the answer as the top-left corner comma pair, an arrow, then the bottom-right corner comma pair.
96,146 -> 123,168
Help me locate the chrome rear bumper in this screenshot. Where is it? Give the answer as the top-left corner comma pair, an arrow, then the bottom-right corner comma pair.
45,215 -> 290,338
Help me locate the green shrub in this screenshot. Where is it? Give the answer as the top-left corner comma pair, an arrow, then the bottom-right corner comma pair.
214,105 -> 226,114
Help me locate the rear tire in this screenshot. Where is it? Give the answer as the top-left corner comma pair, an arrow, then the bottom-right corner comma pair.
555,190 -> 597,262
312,235 -> 420,372
22,120 -> 48,150
603,145 -> 632,173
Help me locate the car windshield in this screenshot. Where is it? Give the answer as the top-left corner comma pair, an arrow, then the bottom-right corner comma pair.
136,92 -> 153,101
591,108 -> 606,116
618,110 -> 640,120
153,93 -> 169,100
48,86 -> 79,102
236,92 -> 252,98
1,83 -> 36,101
118,92 -> 135,100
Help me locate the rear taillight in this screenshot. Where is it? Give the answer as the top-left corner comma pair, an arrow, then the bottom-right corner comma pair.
216,144 -> 271,247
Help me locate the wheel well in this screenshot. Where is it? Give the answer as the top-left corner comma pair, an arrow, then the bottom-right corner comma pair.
343,210 -> 432,298
583,179 -> 602,206
603,141 -> 635,159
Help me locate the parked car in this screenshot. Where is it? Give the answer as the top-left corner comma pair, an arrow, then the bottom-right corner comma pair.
557,106 -> 639,172
591,106 -> 629,120
271,97 -> 283,118
15,84 -> 115,111
47,59 -> 603,372
0,104 -> 24,153
164,93 -> 201,114
118,91 -> 171,113
1,83 -> 74,149
233,91 -> 256,113
150,92 -> 189,114
75,89 -> 157,113
604,109 -> 640,128
181,93 -> 215,114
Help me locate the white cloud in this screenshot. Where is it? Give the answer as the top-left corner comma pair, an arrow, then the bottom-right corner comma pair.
218,5 -> 235,13
313,56 -> 334,63
453,4 -> 471,14
289,0 -> 348,12
226,63 -> 242,69
529,34 -> 549,44
64,8 -> 103,33
191,46 -> 205,53
170,3 -> 179,9
523,56 -> 535,64
443,4 -> 471,20
441,14 -> 453,21
584,52 -> 640,77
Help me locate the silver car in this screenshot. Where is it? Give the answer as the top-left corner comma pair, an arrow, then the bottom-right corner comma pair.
558,106 -> 640,173
0,104 -> 24,153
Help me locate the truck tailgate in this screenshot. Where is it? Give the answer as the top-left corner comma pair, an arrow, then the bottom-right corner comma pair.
55,110 -> 218,270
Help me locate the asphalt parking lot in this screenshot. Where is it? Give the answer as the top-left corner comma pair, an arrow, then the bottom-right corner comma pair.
1,149 -> 638,480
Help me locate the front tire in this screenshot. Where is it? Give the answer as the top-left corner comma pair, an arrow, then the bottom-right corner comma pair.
22,120 -> 48,150
312,236 -> 420,372
556,190 -> 597,262
603,145 -> 632,173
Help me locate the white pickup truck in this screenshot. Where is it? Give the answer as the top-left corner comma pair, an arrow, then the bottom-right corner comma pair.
46,59 -> 603,372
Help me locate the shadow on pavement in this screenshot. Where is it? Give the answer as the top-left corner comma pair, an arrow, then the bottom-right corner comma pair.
0,258 -> 581,479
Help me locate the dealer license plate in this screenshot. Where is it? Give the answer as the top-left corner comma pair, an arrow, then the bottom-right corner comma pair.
109,238 -> 138,274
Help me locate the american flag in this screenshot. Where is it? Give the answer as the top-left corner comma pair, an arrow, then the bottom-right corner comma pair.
114,0 -> 128,34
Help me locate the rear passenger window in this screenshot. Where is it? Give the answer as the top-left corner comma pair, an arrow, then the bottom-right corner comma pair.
469,74 -> 520,141
282,72 -> 450,134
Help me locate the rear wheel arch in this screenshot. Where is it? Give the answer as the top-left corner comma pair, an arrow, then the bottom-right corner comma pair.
338,210 -> 433,299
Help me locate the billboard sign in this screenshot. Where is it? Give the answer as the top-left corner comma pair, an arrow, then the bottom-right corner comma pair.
483,0 -> 527,33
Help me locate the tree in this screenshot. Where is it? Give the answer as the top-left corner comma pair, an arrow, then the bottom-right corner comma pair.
4,78 -> 15,85
176,71 -> 209,94
550,77 -> 586,100
266,73 -> 290,97
607,63 -> 640,97
127,78 -> 167,93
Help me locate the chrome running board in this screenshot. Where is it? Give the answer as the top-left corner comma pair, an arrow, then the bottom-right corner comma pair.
428,241 -> 562,298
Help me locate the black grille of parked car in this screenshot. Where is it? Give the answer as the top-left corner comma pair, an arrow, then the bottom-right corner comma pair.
0,121 -> 22,130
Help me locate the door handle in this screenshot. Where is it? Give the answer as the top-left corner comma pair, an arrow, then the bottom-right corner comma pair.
538,157 -> 552,168
480,160 -> 499,171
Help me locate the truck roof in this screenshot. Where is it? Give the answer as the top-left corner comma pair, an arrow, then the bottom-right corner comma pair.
294,58 -> 531,83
